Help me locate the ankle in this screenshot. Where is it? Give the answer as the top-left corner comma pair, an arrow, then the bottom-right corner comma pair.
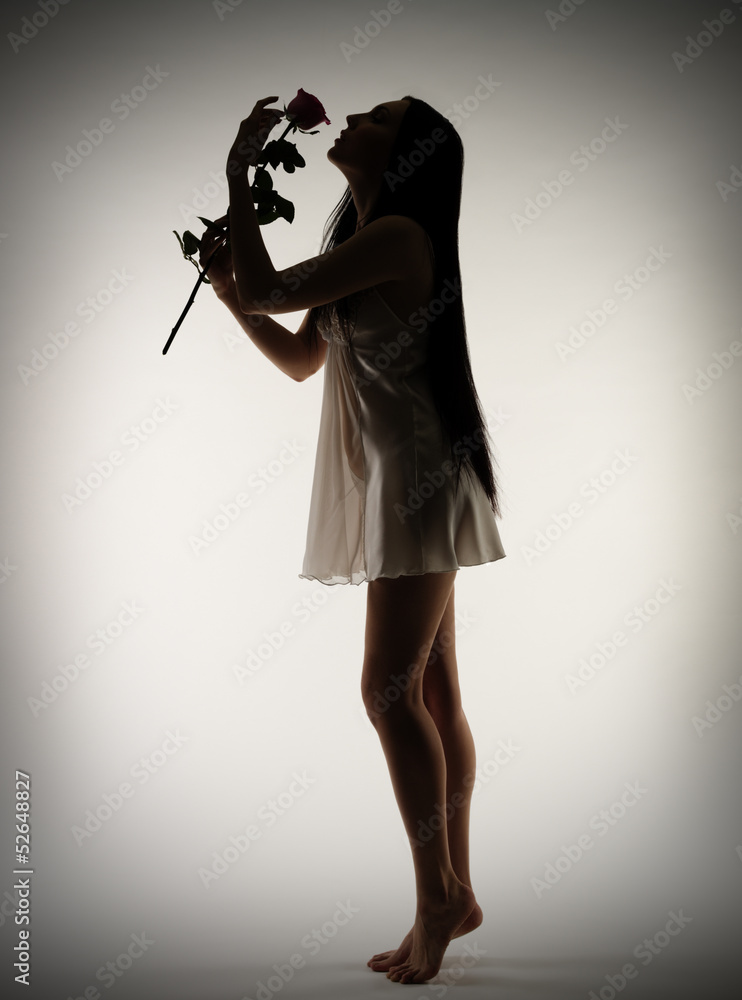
419,874 -> 470,909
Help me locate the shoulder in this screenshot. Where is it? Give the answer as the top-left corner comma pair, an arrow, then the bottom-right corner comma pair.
365,214 -> 429,243
360,215 -> 432,266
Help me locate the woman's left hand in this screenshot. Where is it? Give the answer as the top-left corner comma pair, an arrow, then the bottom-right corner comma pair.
228,96 -> 285,172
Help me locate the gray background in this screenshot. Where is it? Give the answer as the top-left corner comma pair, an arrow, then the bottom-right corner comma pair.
1,0 -> 740,996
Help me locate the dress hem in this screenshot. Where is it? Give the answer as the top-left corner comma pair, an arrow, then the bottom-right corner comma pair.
299,552 -> 506,588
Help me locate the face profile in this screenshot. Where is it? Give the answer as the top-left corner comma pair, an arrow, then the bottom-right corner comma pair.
328,99 -> 411,179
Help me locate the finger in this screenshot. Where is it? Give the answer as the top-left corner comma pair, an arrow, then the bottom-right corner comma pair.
202,235 -> 225,254
252,96 -> 279,113
205,218 -> 229,238
199,234 -> 223,257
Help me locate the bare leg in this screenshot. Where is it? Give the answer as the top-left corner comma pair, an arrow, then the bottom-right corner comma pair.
361,571 -> 478,985
368,582 -> 482,974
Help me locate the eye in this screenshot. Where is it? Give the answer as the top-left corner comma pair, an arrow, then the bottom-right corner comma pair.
370,112 -> 383,123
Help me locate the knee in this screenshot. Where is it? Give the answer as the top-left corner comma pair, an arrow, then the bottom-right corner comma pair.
361,664 -> 423,724
423,691 -> 464,731
422,676 -> 463,725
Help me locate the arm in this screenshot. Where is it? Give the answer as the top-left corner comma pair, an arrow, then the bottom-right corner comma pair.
198,225 -> 326,382
228,188 -> 430,316
217,284 -> 326,382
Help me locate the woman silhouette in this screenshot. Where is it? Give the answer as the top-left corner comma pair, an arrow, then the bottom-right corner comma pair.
200,94 -> 506,985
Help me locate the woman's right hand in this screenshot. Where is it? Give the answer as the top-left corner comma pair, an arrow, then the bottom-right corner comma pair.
198,219 -> 235,298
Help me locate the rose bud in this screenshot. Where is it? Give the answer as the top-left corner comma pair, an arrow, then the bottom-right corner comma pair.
285,88 -> 331,131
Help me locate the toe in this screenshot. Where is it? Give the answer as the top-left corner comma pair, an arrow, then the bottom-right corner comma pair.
368,950 -> 392,969
387,962 -> 410,982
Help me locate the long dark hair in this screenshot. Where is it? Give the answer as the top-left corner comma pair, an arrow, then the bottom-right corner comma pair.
305,95 -> 503,519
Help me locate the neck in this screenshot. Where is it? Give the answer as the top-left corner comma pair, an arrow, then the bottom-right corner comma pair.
349,175 -> 381,232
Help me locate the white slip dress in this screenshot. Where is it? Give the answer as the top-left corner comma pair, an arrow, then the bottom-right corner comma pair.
299,261 -> 506,586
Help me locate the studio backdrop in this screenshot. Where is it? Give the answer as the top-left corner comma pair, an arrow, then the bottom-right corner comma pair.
1,0 -> 740,997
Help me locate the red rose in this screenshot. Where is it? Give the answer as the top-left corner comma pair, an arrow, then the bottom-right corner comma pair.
165,89 -> 329,354
285,88 -> 331,131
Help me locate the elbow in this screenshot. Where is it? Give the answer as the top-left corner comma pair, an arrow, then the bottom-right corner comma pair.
292,358 -> 314,382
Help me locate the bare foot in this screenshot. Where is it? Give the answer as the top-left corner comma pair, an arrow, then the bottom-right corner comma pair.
367,899 -> 482,973
365,882 -> 475,983
386,882 -> 476,984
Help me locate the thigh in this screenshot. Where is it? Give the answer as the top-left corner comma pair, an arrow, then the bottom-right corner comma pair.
362,570 -> 457,709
